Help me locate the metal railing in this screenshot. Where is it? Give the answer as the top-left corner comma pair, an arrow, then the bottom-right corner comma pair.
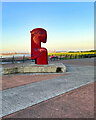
1,55 -> 32,64
1,54 -> 96,64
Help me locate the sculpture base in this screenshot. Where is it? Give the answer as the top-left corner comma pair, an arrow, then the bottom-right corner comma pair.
2,63 -> 66,75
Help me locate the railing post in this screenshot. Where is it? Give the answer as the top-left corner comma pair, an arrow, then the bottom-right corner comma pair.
12,56 -> 14,64
23,55 -> 25,63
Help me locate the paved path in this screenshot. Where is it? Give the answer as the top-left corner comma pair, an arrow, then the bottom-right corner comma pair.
4,82 -> 94,118
0,64 -> 94,118
2,73 -> 67,90
50,58 -> 94,66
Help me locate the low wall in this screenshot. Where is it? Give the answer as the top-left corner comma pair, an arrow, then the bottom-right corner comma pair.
2,63 -> 66,75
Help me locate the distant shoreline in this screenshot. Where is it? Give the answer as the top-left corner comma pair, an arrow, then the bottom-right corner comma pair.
0,53 -> 30,56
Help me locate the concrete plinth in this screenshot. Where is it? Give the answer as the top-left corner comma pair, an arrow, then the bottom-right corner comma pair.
2,63 -> 66,75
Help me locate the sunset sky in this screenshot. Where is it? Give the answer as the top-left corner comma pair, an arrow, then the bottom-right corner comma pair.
2,2 -> 94,52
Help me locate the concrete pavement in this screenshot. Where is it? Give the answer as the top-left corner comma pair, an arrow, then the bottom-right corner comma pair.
4,82 -> 94,118
1,64 -> 94,118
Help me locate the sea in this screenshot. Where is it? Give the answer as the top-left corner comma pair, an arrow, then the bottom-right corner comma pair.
0,54 -> 30,58
0,54 -> 31,64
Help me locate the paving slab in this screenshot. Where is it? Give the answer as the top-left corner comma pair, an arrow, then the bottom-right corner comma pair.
0,65 -> 94,117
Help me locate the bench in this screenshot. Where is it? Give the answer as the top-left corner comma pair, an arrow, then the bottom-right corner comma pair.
50,57 -> 58,61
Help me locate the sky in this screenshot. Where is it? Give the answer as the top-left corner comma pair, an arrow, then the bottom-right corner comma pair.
2,2 -> 94,52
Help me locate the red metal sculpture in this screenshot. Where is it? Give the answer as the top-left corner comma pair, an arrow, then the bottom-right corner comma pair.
30,28 -> 48,65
